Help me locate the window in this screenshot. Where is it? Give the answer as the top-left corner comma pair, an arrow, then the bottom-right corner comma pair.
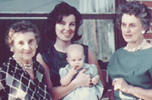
0,0 -> 126,66
77,0 -> 126,64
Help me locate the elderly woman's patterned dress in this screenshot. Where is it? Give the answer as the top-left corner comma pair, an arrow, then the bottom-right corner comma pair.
0,57 -> 51,100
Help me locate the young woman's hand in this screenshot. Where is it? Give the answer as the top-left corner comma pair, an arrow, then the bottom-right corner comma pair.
72,68 -> 92,88
92,75 -> 100,85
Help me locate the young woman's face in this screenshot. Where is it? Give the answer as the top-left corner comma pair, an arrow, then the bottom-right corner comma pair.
55,14 -> 76,42
121,14 -> 145,43
12,32 -> 37,63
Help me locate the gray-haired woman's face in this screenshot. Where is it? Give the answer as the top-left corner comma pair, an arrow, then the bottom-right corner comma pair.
11,32 -> 37,62
121,14 -> 145,43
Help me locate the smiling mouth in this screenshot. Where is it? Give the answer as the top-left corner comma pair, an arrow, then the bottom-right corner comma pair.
124,34 -> 132,38
64,33 -> 70,36
24,52 -> 32,55
64,32 -> 71,36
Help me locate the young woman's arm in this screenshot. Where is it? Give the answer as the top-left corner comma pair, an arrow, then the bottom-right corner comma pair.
36,53 -> 53,89
37,53 -> 91,100
88,49 -> 107,92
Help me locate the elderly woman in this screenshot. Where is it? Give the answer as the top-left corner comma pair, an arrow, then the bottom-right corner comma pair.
107,1 -> 152,100
0,21 -> 51,100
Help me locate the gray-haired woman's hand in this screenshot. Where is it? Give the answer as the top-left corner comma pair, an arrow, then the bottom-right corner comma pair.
112,78 -> 132,94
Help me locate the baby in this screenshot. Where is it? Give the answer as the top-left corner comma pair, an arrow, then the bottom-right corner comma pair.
59,44 -> 104,100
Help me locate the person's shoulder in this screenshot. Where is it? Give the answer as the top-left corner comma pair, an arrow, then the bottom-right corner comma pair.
64,64 -> 71,69
59,64 -> 70,75
0,63 -> 7,81
107,47 -> 125,61
81,44 -> 88,47
76,43 -> 88,48
83,63 -> 96,69
1,57 -> 15,68
115,47 -> 124,52
60,64 -> 69,70
34,60 -> 45,73
81,44 -> 88,49
113,47 -> 124,54
0,63 -> 8,72
39,41 -> 55,58
83,63 -> 98,75
39,40 -> 55,54
0,57 -> 15,76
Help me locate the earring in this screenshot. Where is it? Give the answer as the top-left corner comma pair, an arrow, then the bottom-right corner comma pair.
10,47 -> 14,52
141,31 -> 145,34
36,45 -> 38,48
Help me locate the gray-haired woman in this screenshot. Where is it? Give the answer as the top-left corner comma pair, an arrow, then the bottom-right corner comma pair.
0,21 -> 51,100
107,1 -> 152,100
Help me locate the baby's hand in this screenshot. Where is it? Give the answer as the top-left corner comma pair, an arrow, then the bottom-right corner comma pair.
92,75 -> 100,85
68,67 -> 77,76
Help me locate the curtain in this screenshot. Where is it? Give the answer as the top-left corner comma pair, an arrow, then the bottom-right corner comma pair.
78,0 -> 115,62
79,0 -> 115,13
77,19 -> 115,62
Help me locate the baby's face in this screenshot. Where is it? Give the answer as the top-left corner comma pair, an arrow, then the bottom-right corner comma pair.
67,52 -> 84,70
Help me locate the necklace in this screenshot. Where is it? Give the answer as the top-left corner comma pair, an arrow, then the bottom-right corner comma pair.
124,39 -> 147,52
13,55 -> 33,70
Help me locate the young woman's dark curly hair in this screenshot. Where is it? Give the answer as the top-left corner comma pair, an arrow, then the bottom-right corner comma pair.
116,1 -> 151,34
46,2 -> 83,41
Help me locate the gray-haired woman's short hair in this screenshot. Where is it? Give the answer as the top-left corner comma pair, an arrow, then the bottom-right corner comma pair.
5,20 -> 40,48
116,1 -> 151,33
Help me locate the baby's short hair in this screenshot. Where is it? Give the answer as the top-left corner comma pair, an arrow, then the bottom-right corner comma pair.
66,44 -> 84,56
